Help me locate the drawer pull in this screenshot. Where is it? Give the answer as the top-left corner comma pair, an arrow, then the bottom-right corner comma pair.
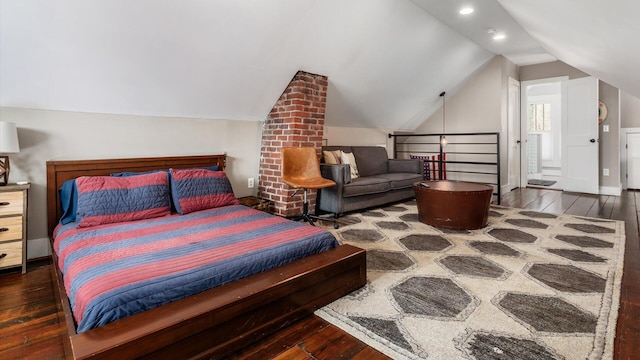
0,228 -> 8,232
0,253 -> 6,259
0,202 -> 9,206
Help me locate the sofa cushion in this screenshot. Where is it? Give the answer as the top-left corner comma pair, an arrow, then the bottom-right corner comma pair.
343,176 -> 391,197
351,146 -> 389,177
376,172 -> 423,190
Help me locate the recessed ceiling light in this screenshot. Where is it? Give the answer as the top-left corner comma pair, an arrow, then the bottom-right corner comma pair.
493,33 -> 506,40
487,29 -> 506,41
459,7 -> 474,15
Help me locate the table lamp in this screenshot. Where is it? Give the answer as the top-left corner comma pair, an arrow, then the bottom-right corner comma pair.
0,121 -> 20,186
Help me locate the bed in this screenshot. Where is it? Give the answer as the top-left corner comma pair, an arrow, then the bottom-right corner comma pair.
46,154 -> 366,360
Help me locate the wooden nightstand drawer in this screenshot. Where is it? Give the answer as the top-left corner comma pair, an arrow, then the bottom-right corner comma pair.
0,191 -> 24,216
0,241 -> 23,268
0,184 -> 29,273
0,216 -> 23,242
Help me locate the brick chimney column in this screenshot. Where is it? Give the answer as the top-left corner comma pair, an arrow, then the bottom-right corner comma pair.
258,71 -> 328,216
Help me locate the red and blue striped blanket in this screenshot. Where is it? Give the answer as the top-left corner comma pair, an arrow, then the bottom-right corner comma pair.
53,204 -> 339,333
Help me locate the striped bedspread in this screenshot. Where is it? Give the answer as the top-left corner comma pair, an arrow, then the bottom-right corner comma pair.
53,204 -> 339,333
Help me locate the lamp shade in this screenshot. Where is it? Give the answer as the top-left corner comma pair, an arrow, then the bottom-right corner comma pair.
0,121 -> 20,153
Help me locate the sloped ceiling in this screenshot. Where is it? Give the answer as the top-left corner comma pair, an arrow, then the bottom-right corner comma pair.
0,0 -> 493,130
496,0 -> 640,98
1,1 -> 638,131
410,0 -> 557,66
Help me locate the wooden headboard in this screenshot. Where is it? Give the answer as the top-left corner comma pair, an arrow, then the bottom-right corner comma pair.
46,154 -> 227,237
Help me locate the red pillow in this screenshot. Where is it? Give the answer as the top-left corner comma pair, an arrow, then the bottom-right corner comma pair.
170,169 -> 239,214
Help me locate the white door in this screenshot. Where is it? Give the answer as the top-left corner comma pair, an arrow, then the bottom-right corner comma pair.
506,77 -> 520,191
561,77 -> 599,194
627,133 -> 640,189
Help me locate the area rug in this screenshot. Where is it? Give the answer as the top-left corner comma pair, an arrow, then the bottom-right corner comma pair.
528,179 -> 557,186
316,202 -> 625,360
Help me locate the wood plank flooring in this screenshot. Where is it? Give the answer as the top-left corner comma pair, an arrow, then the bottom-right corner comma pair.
501,188 -> 640,360
0,259 -> 67,359
1,188 -> 638,359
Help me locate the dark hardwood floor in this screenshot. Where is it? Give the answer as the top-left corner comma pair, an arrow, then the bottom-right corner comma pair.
1,188 -> 638,359
501,188 -> 640,360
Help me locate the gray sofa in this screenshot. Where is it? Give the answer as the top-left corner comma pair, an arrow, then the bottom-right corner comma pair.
318,146 -> 423,217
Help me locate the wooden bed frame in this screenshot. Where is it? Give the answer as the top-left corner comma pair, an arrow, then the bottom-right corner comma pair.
46,154 -> 366,360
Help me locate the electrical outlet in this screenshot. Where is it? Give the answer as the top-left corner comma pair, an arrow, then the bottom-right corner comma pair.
248,177 -> 254,188
603,169 -> 609,176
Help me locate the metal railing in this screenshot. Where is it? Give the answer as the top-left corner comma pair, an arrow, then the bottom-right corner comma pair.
390,132 -> 501,204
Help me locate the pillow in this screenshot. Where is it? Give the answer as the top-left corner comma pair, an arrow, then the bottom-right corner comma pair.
75,172 -> 171,228
410,154 -> 431,180
340,151 -> 360,179
59,179 -> 78,224
323,150 -> 342,165
170,168 -> 239,215
110,165 -> 219,177
110,166 -> 220,213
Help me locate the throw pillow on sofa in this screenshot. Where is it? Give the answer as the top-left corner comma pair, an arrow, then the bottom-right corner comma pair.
323,150 -> 342,164
340,151 -> 360,179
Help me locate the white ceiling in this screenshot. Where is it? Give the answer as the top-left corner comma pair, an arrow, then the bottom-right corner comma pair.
1,0 -> 638,131
414,0 -> 640,97
497,0 -> 640,98
410,0 -> 557,66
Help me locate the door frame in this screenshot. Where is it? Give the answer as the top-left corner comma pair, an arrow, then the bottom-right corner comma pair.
504,77 -> 520,193
620,127 -> 640,190
519,76 -> 568,188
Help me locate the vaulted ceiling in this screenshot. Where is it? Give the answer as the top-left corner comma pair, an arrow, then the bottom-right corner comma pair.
1,1 -> 638,131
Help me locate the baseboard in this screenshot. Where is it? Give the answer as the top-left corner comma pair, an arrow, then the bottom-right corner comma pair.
501,184 -> 517,194
599,185 -> 622,196
26,237 -> 51,260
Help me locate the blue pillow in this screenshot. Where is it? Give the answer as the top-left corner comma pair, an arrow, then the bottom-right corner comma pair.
59,179 -> 78,224
110,166 -> 219,177
110,169 -> 169,177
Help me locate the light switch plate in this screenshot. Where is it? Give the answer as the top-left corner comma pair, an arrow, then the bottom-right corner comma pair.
603,124 -> 609,132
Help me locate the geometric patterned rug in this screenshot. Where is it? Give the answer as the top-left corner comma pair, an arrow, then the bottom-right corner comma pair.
316,201 -> 625,360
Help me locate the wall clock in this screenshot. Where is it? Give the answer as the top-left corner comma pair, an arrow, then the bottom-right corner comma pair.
598,100 -> 608,124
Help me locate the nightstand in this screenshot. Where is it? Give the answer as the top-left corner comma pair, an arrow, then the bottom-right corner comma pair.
238,196 -> 273,213
0,183 -> 29,274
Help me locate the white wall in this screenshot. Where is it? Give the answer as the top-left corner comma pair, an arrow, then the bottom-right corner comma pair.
520,60 -> 590,81
412,55 -> 517,187
415,56 -> 503,134
621,91 -> 640,128
324,125 -> 394,156
1,107 -> 262,259
619,92 -> 640,190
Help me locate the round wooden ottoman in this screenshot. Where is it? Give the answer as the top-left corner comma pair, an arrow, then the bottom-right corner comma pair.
413,180 -> 494,230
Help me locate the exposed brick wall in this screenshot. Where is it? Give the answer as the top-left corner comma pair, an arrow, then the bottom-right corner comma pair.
258,71 -> 328,216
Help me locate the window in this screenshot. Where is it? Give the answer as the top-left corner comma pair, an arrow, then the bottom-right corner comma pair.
528,103 -> 551,132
